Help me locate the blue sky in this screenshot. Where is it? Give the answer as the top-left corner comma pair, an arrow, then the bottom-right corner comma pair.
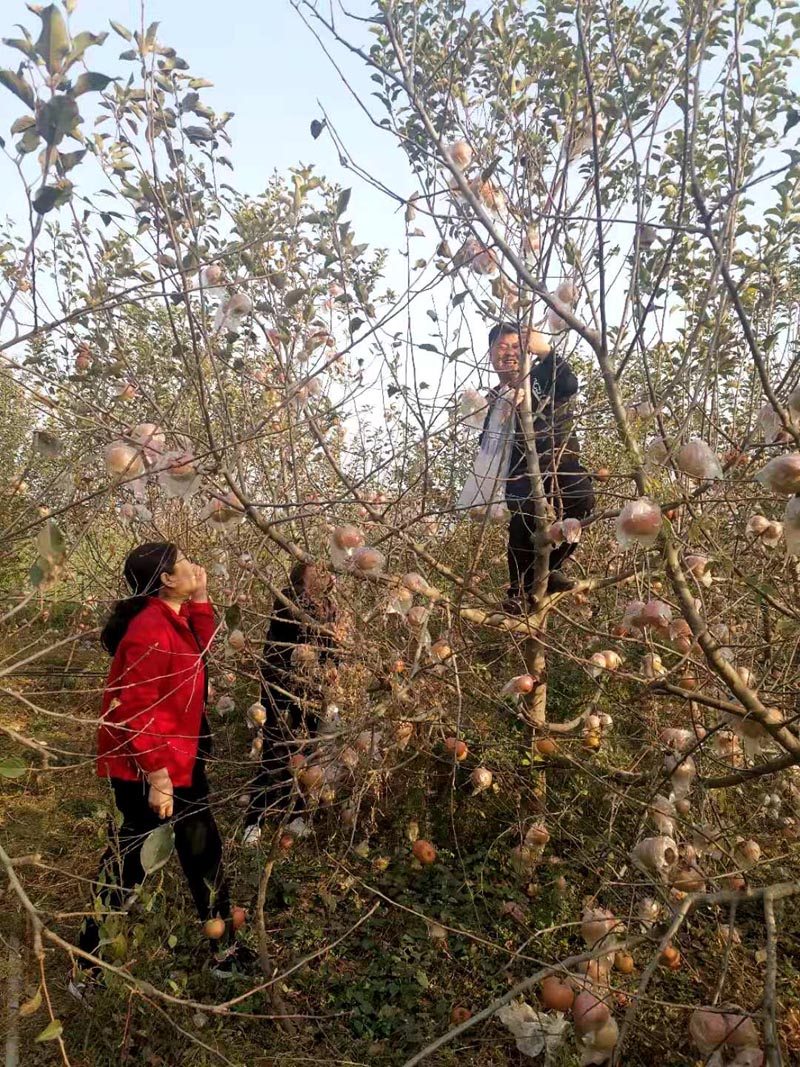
1,0 -> 491,416
0,1 -> 475,415
0,0 -> 411,259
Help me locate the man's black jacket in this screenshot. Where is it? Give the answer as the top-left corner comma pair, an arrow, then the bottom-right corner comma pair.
478,350 -> 581,504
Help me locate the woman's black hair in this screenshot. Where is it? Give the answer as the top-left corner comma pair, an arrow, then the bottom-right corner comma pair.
101,542 -> 179,655
288,560 -> 312,594
285,560 -> 337,622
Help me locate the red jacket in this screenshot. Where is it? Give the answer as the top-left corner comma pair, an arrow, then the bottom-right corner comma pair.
97,598 -> 217,787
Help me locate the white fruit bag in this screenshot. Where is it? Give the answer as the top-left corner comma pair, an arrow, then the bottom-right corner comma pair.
457,385 -> 519,521
496,999 -> 569,1060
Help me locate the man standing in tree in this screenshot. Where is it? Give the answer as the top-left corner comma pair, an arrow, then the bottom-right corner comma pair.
460,322 -> 595,612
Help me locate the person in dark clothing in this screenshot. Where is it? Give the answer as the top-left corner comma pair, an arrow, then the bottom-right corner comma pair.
480,322 -> 595,608
243,561 -> 339,844
75,542 -> 234,990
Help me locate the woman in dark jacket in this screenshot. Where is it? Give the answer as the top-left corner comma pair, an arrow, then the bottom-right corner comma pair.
75,542 -> 232,983
243,561 -> 339,844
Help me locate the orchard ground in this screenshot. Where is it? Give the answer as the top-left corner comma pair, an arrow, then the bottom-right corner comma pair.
2,543 -> 800,1065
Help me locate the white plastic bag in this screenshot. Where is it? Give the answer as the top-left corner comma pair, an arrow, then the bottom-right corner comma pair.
458,388 -> 490,431
676,438 -> 723,480
457,385 -> 519,521
496,999 -> 569,1060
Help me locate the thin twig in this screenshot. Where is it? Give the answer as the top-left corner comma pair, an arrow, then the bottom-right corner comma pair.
763,889 -> 781,1067
712,899 -> 738,1005
4,934 -> 21,1067
254,849 -> 294,1034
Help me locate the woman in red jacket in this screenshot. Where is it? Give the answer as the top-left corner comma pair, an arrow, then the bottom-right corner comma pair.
77,542 -> 231,971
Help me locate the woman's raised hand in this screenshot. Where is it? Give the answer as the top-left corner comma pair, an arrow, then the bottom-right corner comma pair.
191,564 -> 208,602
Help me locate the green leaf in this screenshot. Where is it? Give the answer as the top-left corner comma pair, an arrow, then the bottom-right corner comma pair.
37,519 -> 66,562
108,932 -> 128,960
0,69 -> 35,110
145,21 -> 160,48
34,5 -> 71,77
184,125 -> 214,144
335,187 -> 351,218
109,20 -> 133,42
35,95 -> 80,145
67,30 -> 108,65
162,55 -> 189,72
32,182 -> 73,214
17,128 -> 41,154
57,147 -> 86,173
73,72 -> 114,97
2,37 -> 38,60
10,115 -> 35,134
349,316 -> 364,333
284,288 -> 306,310
0,756 -> 27,779
180,91 -> 199,113
141,824 -> 175,875
34,1019 -> 63,1043
19,986 -> 42,1017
